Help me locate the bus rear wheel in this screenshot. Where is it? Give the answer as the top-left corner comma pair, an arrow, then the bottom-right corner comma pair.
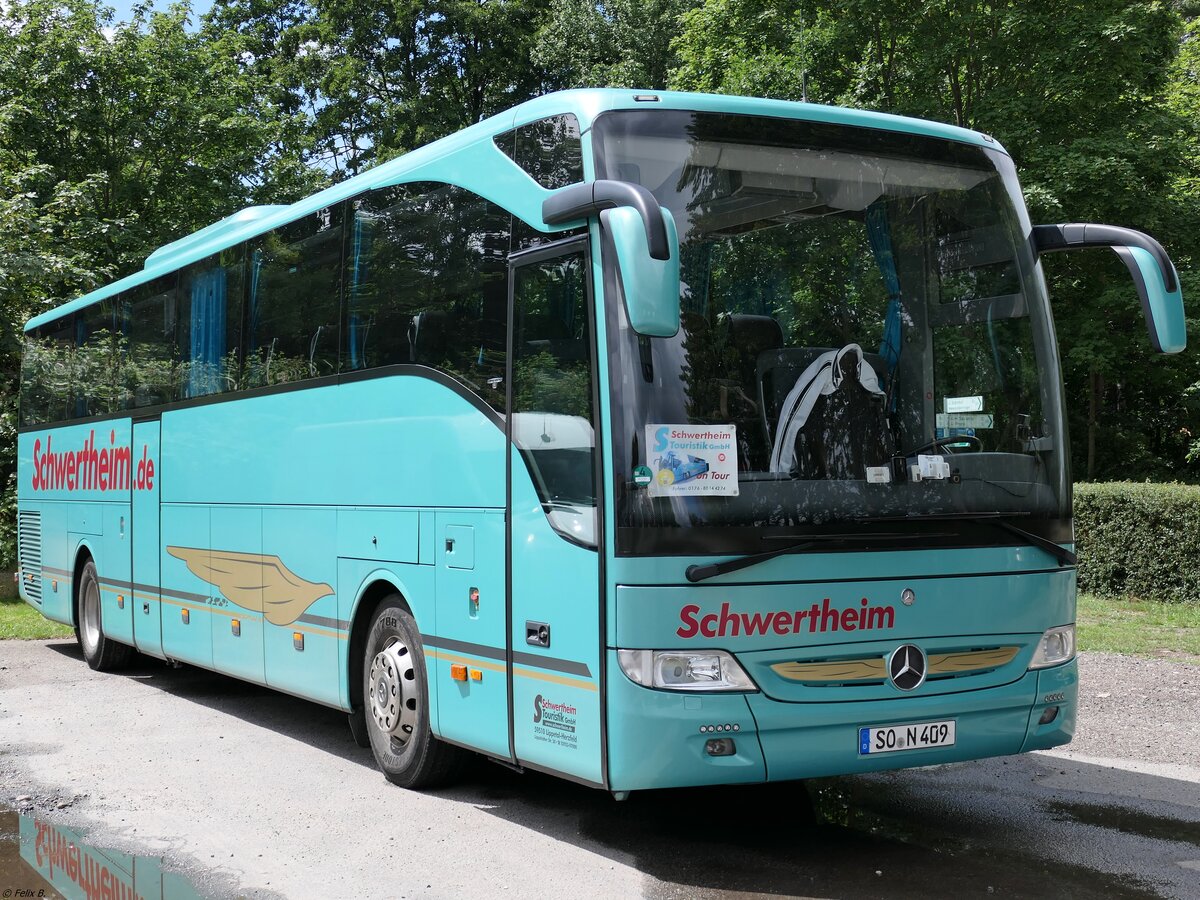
76,559 -> 133,672
362,597 -> 466,789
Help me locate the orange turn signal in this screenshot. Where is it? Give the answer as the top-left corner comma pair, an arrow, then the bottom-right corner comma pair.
469,669 -> 483,681
450,664 -> 468,681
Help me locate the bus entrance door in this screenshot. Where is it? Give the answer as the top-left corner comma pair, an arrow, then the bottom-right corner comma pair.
506,244 -> 606,787
131,418 -> 163,658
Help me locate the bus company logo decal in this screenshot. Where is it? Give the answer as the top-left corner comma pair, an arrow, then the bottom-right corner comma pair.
30,430 -> 156,493
166,547 -> 334,625
533,693 -> 579,749
676,598 -> 896,639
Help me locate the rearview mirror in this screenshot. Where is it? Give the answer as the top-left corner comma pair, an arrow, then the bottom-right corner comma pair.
601,205 -> 680,337
1033,223 -> 1186,353
542,179 -> 681,337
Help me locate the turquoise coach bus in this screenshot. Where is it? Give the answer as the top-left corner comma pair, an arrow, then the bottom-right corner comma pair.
16,89 -> 1186,793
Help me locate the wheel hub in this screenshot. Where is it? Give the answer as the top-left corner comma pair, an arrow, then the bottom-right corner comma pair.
81,578 -> 101,652
368,638 -> 418,743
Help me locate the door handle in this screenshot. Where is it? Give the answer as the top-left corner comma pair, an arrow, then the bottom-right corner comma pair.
526,621 -> 550,648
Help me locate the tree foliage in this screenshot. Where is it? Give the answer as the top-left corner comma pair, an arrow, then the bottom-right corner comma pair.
673,0 -> 1200,481
0,0 -> 317,567
2,0 -> 1200,572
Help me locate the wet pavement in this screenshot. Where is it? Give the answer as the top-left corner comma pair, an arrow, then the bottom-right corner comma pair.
1,639 -> 1198,898
1,803 -> 205,899
469,760 -> 1199,899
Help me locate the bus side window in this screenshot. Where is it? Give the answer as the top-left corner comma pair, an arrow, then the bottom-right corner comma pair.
246,206 -> 344,388
344,182 -> 510,412
20,316 -> 76,426
121,276 -> 178,410
496,114 -> 584,191
74,298 -> 122,418
176,248 -> 244,399
511,250 -> 597,543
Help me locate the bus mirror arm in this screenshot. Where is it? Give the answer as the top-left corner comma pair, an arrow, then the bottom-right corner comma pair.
1032,224 -> 1176,291
1032,223 -> 1186,354
543,180 -> 671,261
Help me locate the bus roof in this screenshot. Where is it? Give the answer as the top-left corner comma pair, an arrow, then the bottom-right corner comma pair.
24,89 -> 1005,333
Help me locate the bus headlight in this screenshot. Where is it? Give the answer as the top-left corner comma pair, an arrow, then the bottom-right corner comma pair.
617,649 -> 756,691
1029,624 -> 1075,669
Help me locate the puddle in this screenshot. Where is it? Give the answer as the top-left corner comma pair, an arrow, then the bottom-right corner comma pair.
567,776 -> 1162,899
1047,801 -> 1200,847
0,804 -> 207,899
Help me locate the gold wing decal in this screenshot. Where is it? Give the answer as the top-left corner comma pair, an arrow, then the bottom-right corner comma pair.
166,546 -> 334,626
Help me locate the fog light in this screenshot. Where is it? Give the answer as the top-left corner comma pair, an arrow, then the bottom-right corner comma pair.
1038,706 -> 1060,725
705,738 -> 736,757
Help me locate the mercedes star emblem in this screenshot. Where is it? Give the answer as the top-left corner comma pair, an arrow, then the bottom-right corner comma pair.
888,643 -> 927,691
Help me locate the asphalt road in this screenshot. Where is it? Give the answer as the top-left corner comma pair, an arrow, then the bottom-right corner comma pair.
1,639 -> 1198,899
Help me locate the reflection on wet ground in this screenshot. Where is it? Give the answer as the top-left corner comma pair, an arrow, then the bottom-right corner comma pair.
470,766 -> 1184,899
5,643 -> 1197,899
1047,800 -> 1200,846
0,805 -> 205,900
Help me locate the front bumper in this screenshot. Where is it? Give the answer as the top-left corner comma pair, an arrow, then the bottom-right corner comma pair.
605,652 -> 1077,791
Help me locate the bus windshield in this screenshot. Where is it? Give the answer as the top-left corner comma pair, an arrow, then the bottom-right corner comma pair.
595,110 -> 1068,551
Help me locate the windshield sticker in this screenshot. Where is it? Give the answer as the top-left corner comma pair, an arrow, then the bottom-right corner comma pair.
944,395 -> 984,413
646,425 -> 739,497
936,413 -> 994,430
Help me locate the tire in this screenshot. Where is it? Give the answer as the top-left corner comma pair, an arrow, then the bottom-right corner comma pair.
362,597 -> 466,789
75,559 -> 133,672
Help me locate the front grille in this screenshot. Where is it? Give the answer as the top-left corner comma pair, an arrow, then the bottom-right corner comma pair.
771,645 -> 1020,687
18,510 -> 42,602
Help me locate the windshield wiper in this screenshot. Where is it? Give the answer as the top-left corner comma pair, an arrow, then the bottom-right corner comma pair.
855,512 -> 1076,567
684,532 -> 929,583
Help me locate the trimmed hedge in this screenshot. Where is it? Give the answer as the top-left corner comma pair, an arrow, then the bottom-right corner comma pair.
1074,482 -> 1200,603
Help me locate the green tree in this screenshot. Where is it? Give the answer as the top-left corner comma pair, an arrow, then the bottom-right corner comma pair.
534,0 -> 693,89
673,0 -> 1200,481
0,0 -> 319,568
208,0 -> 554,176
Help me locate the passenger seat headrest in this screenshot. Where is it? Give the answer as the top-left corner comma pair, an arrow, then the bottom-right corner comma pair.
728,314 -> 784,357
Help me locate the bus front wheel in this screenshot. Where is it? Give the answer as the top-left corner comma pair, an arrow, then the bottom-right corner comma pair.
76,559 -> 132,672
362,598 -> 466,789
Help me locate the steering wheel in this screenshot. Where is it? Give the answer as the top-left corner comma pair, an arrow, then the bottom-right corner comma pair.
906,434 -> 984,455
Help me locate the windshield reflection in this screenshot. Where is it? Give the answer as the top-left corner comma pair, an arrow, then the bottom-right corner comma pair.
595,110 -> 1067,551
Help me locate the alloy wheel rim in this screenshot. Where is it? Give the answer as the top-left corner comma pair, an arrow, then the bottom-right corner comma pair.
368,637 -> 418,746
81,577 -> 101,653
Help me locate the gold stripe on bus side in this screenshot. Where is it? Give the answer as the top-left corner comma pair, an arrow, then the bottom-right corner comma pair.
156,595 -> 232,617
427,650 -> 597,691
512,666 -> 597,692
128,589 -> 344,637
427,648 -> 506,674
291,622 -> 346,641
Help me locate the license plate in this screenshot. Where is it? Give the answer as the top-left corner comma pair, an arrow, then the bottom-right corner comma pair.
859,719 -> 956,755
